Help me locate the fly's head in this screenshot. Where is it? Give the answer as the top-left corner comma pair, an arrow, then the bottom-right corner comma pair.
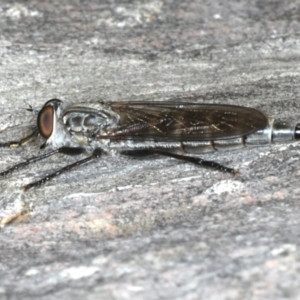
37,99 -> 71,149
37,99 -> 62,139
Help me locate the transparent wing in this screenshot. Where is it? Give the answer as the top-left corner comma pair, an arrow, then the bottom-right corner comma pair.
101,102 -> 268,141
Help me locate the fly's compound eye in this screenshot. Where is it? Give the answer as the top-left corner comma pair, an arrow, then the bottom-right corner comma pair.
37,105 -> 54,139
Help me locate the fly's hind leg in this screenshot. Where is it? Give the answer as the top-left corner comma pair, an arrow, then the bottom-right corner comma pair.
121,149 -> 155,157
121,149 -> 238,175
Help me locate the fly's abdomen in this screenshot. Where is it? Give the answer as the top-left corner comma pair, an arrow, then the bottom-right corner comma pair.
212,118 -> 297,150
108,137 -> 248,155
180,138 -> 245,154
108,118 -> 299,155
246,118 -> 296,145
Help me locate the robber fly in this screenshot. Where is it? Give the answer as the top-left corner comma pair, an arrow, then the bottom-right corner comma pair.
0,99 -> 299,191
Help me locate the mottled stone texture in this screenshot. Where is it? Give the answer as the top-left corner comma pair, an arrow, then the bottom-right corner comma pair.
1,1 -> 300,299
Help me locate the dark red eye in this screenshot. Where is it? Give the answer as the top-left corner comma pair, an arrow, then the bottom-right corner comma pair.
37,105 -> 53,139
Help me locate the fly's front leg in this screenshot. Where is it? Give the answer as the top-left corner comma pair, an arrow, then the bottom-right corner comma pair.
121,149 -> 238,175
23,148 -> 103,192
0,147 -> 86,177
0,128 -> 39,148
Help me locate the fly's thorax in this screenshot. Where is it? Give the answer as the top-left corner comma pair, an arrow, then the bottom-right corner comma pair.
62,102 -> 120,135
63,112 -> 107,133
56,103 -> 120,149
45,120 -> 75,148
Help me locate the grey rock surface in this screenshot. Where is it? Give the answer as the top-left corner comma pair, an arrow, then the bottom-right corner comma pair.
1,0 -> 300,299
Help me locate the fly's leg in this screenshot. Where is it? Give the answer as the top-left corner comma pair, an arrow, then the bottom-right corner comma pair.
121,149 -> 238,175
121,149 -> 155,157
1,149 -> 59,176
23,148 -> 103,192
0,129 -> 39,148
0,147 -> 86,177
153,149 -> 238,175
